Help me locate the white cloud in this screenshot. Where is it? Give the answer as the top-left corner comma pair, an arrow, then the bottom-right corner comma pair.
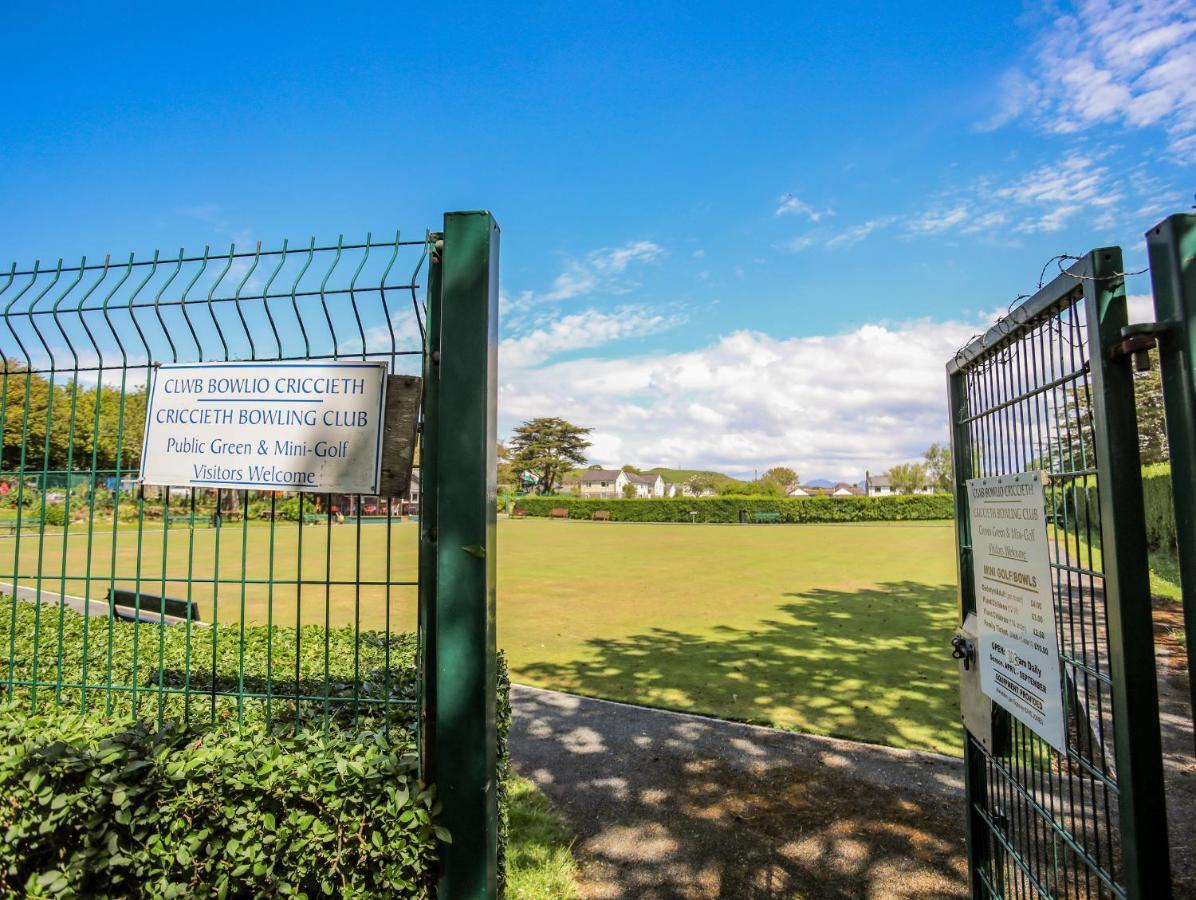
501,306 -> 684,368
987,1 -> 1196,155
1126,292 -> 1156,323
499,313 -> 990,481
775,194 -> 831,222
908,205 -> 971,235
825,217 -> 895,249
534,240 -> 663,303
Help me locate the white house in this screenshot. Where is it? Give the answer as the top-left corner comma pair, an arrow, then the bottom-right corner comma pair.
578,468 -> 628,499
626,473 -> 665,498
865,472 -> 934,496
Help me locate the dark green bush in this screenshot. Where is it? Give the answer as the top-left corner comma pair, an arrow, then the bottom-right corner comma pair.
42,504 -> 66,527
512,494 -> 954,523
0,709 -> 439,898
1142,463 -> 1176,553
0,596 -> 512,897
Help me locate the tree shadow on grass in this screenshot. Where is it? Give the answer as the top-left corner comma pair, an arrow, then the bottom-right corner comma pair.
517,581 -> 961,756
511,581 -> 968,897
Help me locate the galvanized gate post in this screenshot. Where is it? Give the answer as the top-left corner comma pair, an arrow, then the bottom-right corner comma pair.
423,211 -> 500,898
1146,213 -> 1196,728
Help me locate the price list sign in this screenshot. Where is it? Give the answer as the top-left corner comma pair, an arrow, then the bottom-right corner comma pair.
967,471 -> 1067,752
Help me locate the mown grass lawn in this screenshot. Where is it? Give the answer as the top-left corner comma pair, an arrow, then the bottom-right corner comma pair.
1,518 -> 962,754
500,519 -> 960,755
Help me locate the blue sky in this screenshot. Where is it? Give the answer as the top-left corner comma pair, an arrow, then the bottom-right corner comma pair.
2,1 -> 1193,479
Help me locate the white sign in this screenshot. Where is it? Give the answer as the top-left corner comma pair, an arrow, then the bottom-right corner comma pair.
967,471 -> 1067,752
140,362 -> 388,495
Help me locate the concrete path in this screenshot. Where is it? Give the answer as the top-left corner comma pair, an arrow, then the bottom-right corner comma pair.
510,684 -> 969,899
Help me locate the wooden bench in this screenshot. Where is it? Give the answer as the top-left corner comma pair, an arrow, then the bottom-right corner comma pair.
592,510 -> 611,521
549,507 -> 570,519
4,517 -> 42,534
511,507 -> 528,517
751,512 -> 781,524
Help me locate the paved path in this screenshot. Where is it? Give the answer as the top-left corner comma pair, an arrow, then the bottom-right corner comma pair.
510,685 -> 969,899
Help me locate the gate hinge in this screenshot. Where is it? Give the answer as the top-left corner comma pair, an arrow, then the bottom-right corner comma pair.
1111,321 -> 1174,371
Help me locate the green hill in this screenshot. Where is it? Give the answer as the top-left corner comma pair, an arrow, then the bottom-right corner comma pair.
562,466 -> 742,489
641,467 -> 741,488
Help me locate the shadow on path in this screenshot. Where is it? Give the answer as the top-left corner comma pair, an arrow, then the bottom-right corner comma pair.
511,685 -> 968,899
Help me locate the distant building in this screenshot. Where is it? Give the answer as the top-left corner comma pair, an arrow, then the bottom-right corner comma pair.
625,473 -> 665,498
865,472 -> 933,496
579,468 -> 628,499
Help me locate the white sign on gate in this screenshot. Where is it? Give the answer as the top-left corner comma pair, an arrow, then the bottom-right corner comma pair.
139,361 -> 388,495
967,471 -> 1067,752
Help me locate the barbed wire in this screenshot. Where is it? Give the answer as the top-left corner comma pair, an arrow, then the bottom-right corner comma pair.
952,248 -> 1144,368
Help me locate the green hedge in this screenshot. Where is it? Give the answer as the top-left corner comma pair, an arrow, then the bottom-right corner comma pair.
1049,464 -> 1177,556
1142,464 -> 1177,553
0,596 -> 512,898
0,710 -> 438,897
511,494 -> 954,523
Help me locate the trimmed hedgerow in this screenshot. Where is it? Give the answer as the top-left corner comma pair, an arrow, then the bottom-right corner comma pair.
513,494 -> 954,523
1142,463 -> 1177,553
0,596 -> 512,898
0,710 -> 438,898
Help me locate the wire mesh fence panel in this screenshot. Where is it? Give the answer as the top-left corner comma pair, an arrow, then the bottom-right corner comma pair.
948,249 -> 1170,899
0,232 -> 431,741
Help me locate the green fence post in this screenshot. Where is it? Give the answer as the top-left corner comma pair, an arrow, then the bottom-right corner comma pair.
430,210 -> 499,898
1083,247 -> 1171,900
1146,213 -> 1196,731
946,367 -> 990,900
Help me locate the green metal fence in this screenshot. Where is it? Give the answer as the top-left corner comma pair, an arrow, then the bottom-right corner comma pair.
947,248 -> 1170,899
0,210 -> 500,896
1145,213 -> 1196,734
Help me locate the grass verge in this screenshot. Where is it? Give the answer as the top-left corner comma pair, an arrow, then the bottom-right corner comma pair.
506,775 -> 579,899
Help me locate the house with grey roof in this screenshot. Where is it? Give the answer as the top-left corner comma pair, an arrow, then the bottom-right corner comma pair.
625,472 -> 665,498
578,468 -> 628,499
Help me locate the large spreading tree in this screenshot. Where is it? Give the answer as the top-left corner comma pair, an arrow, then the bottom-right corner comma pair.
508,417 -> 591,495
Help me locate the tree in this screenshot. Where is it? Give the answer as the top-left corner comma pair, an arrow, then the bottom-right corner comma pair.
722,479 -> 783,497
688,473 -> 718,495
887,462 -> 928,494
508,417 -> 591,496
762,466 -> 798,492
496,442 -> 517,492
621,464 -> 641,474
922,443 -> 952,493
621,482 -> 637,499
1134,355 -> 1169,465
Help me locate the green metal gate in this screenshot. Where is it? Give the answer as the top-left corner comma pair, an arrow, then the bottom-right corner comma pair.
947,248 -> 1171,899
0,210 -> 500,897
1145,214 -> 1196,732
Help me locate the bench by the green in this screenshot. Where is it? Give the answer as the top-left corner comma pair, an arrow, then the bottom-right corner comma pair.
302,512 -> 323,526
4,517 -> 42,534
751,512 -> 781,524
166,513 -> 208,528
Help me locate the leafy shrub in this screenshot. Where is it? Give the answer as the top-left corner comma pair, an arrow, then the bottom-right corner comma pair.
1142,463 -> 1176,553
0,595 -> 513,897
42,504 -> 66,527
514,494 -> 954,523
0,708 -> 439,897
